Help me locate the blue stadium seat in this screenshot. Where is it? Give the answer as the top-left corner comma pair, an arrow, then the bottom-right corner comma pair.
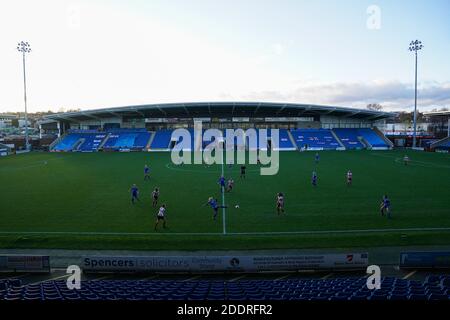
272,129 -> 295,150
53,129 -> 151,152
357,128 -> 389,148
290,129 -> 341,150
332,128 -> 365,149
151,129 -> 173,149
3,276 -> 449,301
52,133 -> 82,151
103,130 -> 151,150
77,133 -> 107,152
408,293 -> 427,300
389,293 -> 409,300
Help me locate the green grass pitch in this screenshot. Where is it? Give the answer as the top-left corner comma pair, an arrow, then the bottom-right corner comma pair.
0,150 -> 449,251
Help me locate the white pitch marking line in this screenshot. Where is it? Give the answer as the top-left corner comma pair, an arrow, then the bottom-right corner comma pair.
371,153 -> 450,169
230,274 -> 247,282
0,231 -> 222,236
29,274 -> 70,286
164,162 -> 260,174
321,273 -> 334,280
182,275 -> 201,282
1,227 -> 450,237
275,274 -> 291,281
221,159 -> 227,235
141,274 -> 159,281
403,270 -> 417,280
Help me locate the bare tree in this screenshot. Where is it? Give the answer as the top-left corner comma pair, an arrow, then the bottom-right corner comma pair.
366,103 -> 383,111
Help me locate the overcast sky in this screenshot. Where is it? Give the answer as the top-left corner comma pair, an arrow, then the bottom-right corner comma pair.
1,0 -> 449,113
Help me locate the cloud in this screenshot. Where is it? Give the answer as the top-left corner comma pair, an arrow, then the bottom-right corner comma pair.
272,43 -> 285,55
235,80 -> 450,111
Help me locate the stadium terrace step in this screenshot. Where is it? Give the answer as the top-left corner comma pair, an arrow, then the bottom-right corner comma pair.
98,133 -> 111,149
372,126 -> 394,148
357,128 -> 390,149
431,136 -> 450,151
277,129 -> 296,150
145,132 -> 155,150
330,130 -> 345,148
287,130 -> 299,151
332,129 -> 365,149
77,133 -> 108,152
150,129 -> 173,150
52,133 -> 82,151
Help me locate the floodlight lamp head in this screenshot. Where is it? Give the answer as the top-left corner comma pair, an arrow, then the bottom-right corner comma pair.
17,41 -> 31,53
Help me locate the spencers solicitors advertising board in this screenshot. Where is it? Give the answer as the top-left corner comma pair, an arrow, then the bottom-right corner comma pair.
81,253 -> 368,273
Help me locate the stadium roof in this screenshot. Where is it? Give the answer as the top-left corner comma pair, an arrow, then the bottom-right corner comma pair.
43,102 -> 395,122
423,110 -> 450,117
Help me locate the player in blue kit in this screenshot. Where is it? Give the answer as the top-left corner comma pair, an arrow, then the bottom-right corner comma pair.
204,197 -> 227,220
311,171 -> 318,187
144,165 -> 150,180
380,195 -> 391,219
218,176 -> 226,192
130,184 -> 139,204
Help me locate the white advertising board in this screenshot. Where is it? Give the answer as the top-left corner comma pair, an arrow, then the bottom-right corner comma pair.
0,255 -> 50,273
81,253 -> 368,273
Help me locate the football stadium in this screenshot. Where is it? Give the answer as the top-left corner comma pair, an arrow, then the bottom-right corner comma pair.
1,0 -> 450,311
1,102 -> 450,306
2,102 -> 450,251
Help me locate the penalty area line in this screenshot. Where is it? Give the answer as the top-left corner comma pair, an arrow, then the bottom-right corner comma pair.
1,227 -> 450,237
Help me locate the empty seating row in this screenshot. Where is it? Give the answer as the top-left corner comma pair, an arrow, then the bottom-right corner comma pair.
52,130 -> 151,152
291,129 -> 341,150
2,275 -> 448,301
52,133 -> 83,151
52,128 -> 390,152
332,128 -> 365,149
103,132 -> 151,150
52,132 -> 107,152
77,133 -> 108,152
152,128 -> 295,151
353,128 -> 389,148
150,129 -> 173,149
277,129 -> 296,150
435,140 -> 450,150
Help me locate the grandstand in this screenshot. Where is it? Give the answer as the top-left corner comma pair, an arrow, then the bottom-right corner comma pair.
41,102 -> 395,152
290,129 -> 342,150
433,139 -> 450,151
4,102 -> 450,305
423,110 -> 450,152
